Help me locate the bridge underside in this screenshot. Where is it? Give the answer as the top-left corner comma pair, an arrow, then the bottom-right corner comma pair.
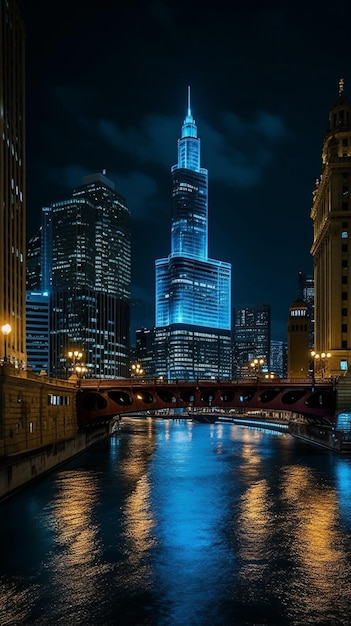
76,380 -> 336,428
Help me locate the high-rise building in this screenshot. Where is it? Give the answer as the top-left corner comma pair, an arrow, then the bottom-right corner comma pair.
135,327 -> 155,379
26,230 -> 42,289
154,88 -> 232,380
52,173 -> 131,379
29,172 -> 131,378
0,0 -> 26,367
26,212 -> 52,372
311,79 -> 351,377
26,291 -> 50,373
297,270 -> 314,349
73,174 -> 131,302
270,340 -> 287,379
232,305 -> 271,378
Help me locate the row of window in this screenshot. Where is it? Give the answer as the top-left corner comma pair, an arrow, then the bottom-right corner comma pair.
48,394 -> 70,406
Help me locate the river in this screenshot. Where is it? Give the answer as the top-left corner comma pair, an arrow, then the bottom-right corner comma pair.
1,417 -> 351,625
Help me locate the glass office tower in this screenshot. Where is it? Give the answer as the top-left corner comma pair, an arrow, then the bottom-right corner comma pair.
50,173 -> 131,379
155,88 -> 232,380
232,305 -> 271,378
26,291 -> 50,374
27,173 -> 131,379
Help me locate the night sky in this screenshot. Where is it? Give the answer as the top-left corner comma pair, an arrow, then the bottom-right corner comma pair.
17,0 -> 351,342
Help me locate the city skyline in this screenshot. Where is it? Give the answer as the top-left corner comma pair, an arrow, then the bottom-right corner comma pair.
18,0 -> 351,341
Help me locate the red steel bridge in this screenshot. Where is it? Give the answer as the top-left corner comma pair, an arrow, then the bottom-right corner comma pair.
76,377 -> 339,428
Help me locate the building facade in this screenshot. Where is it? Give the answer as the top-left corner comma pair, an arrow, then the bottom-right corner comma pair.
311,79 -> 351,377
25,291 -> 50,374
154,88 -> 232,380
52,173 -> 131,379
287,299 -> 310,378
26,216 -> 52,373
297,270 -> 314,350
134,327 -> 155,379
232,305 -> 271,378
27,173 -> 131,379
0,0 -> 26,367
270,340 -> 287,379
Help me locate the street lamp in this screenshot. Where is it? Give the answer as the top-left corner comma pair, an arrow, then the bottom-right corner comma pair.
131,362 -> 144,377
75,365 -> 87,379
250,358 -> 264,378
1,323 -> 11,362
311,350 -> 331,379
67,349 -> 83,378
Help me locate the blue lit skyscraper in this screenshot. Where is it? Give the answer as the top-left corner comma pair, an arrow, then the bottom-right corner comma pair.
155,88 -> 232,380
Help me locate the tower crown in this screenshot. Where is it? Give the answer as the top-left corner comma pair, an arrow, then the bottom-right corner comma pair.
181,86 -> 197,138
321,79 -> 351,165
175,86 -> 203,172
328,77 -> 351,133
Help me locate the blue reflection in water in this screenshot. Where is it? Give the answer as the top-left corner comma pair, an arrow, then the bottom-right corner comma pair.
1,418 -> 351,625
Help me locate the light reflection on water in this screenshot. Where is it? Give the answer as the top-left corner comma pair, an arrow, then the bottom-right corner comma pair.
1,418 -> 351,625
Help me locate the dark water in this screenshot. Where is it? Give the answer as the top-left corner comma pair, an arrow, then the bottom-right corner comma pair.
1,418 -> 351,625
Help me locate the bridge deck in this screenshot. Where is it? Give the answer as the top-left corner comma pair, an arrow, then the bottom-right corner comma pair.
76,378 -> 337,427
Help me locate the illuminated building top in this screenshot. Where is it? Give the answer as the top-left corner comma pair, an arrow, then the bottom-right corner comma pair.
171,86 -> 209,261
155,88 -> 231,332
177,85 -> 200,170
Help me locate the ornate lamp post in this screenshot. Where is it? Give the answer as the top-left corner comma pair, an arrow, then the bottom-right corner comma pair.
250,358 -> 265,378
75,364 -> 87,387
1,323 -> 12,362
67,350 -> 83,378
311,350 -> 331,379
130,362 -> 144,378
75,365 -> 87,379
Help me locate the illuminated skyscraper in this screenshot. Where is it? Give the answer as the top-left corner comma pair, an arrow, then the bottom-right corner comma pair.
28,173 -> 131,378
26,210 -> 52,372
297,270 -> 314,349
155,88 -> 232,380
0,0 -> 26,366
50,173 -> 131,379
26,291 -> 50,374
232,305 -> 271,378
270,340 -> 287,379
311,79 -> 351,377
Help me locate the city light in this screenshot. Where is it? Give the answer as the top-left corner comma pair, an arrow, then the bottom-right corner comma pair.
310,350 -> 331,379
1,323 -> 11,362
75,365 -> 87,378
131,362 -> 144,377
67,350 -> 84,378
68,350 -> 83,362
250,358 -> 265,377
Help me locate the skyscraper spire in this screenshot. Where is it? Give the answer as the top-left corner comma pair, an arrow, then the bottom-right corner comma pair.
182,84 -> 197,140
187,85 -> 191,117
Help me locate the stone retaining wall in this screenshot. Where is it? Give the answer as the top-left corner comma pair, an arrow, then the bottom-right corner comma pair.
0,426 -> 110,501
